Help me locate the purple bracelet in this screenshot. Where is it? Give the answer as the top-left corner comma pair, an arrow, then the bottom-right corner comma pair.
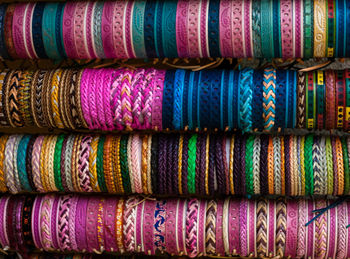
0,196 -> 9,248
75,196 -> 89,252
151,70 -> 166,130
31,195 -> 43,249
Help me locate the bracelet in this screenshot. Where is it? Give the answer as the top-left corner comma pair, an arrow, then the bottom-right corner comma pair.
263,68 -> 276,131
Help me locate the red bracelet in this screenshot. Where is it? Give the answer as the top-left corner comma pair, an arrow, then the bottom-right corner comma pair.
325,70 -> 336,129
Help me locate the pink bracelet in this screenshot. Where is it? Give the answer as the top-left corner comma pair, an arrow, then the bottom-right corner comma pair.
215,200 -> 224,256
57,194 -> 74,251
0,196 -> 9,248
176,0 -> 189,58
69,196 -> 79,252
95,69 -> 107,130
267,200 -> 275,256
231,0 -> 244,57
186,199 -> 198,257
239,199 -> 248,256
96,198 -> 105,252
219,0 -> 233,57
85,2 -> 96,59
151,70 -> 166,130
80,69 -> 93,129
248,199 -> 255,256
142,69 -> 155,129
103,197 -> 118,252
135,199 -> 144,253
24,3 -> 37,58
123,196 -> 138,252
199,0 -> 209,57
280,0 -> 294,58
228,199 -> 240,255
337,202 -> 347,258
143,199 -> 156,255
12,4 -> 27,58
32,136 -> 44,192
112,1 -> 129,59
294,0 -> 302,57
285,199 -> 298,258
306,200 -> 314,257
177,199 -> 187,255
131,69 -> 146,129
40,194 -> 55,251
111,68 -> 124,130
102,69 -> 115,131
50,195 -> 60,251
62,2 -> 77,59
32,196 -> 43,249
85,196 -> 100,253
101,1 -> 115,58
75,196 -> 89,252
187,0 -> 201,58
296,199 -> 306,258
87,70 -> 99,130
347,200 -> 350,258
121,69 -> 134,130
197,200 -> 206,256
125,1 -> 136,58
243,0 -> 252,57
165,199 -> 178,255
326,199 -> 337,259
78,136 -> 92,192
74,2 -> 89,59
131,135 -> 142,193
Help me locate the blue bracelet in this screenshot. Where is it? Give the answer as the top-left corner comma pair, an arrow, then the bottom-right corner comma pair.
220,70 -> 225,130
272,0 -> 281,57
239,68 -> 254,132
275,70 -> 286,129
56,3 -> 67,59
208,0 -> 220,57
252,0 -> 262,58
132,0 -> 147,58
285,70 -> 290,128
154,0 -> 164,58
162,70 -> 175,129
17,135 -> 32,192
210,70 -> 222,129
346,0 -> 350,56
232,71 -> 239,129
92,1 -> 105,59
43,3 -> 60,60
291,70 -> 297,128
144,0 -> 157,57
32,2 -> 48,58
0,4 -> 9,59
199,70 -> 212,129
181,71 -> 190,128
162,0 -> 178,57
197,71 -> 203,129
252,70 -> 264,130
191,71 -> 199,129
337,0 -> 345,57
260,0 -> 274,58
227,70 -> 234,130
221,70 -> 229,130
188,71 -> 195,130
173,69 -> 185,130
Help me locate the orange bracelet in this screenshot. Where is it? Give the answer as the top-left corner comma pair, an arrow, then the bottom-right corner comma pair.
141,135 -> 149,194
335,138 -> 344,195
178,135 -> 183,195
40,136 -> 50,192
116,198 -> 125,252
280,137 -> 285,195
229,135 -> 235,195
267,136 -> 274,194
205,135 -> 210,196
89,136 -> 100,192
111,136 -> 120,194
115,136 -> 124,193
104,135 -> 116,193
0,135 -> 9,192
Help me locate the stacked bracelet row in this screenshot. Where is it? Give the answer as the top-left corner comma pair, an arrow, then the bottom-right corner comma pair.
0,0 -> 349,59
1,194 -> 349,258
1,68 -> 350,132
1,133 -> 350,196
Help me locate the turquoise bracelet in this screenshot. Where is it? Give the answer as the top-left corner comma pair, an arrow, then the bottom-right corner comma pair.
42,3 -> 60,60
260,0 -> 274,58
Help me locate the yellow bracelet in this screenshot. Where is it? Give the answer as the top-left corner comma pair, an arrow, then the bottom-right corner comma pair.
336,138 -> 344,195
228,135 -> 235,195
0,135 -> 9,192
313,0 -> 327,57
178,135 -> 183,195
141,135 -> 149,194
146,135 -> 152,194
280,137 -> 285,195
205,134 -> 210,195
72,135 -> 83,192
48,135 -> 58,192
116,198 -> 125,252
40,136 -> 50,192
300,136 -> 306,196
89,136 -> 100,192
267,136 -> 274,195
111,136 -> 120,193
51,69 -> 64,128
115,136 -> 124,194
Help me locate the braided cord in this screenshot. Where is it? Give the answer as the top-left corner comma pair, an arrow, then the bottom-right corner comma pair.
267,136 -> 274,194
273,137 -> 281,195
256,199 -> 268,257
121,70 -> 134,130
335,138 -> 344,195
300,137 -> 306,195
245,135 -> 254,195
239,69 -> 253,132
89,136 -> 100,192
342,137 -> 350,194
53,134 -> 65,192
312,137 -> 322,195
263,68 -> 276,132
51,69 -> 64,128
205,200 -> 216,255
186,199 -> 199,257
326,137 -> 334,195
0,135 -> 8,192
120,135 -> 131,193
304,135 -> 314,195
96,135 -> 107,192
229,136 -> 235,195
315,200 -> 327,259
123,197 -> 138,252
253,136 -> 261,194
187,134 -> 198,194
275,199 -> 286,257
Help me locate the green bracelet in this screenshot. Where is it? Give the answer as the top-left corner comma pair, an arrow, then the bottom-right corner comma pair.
341,138 -> 350,194
187,134 -> 197,194
53,134 -> 65,192
97,135 -> 107,192
304,0 -> 313,58
245,135 -> 254,195
326,137 -> 334,195
304,134 -> 314,195
260,0 -> 274,58
120,135 -> 131,193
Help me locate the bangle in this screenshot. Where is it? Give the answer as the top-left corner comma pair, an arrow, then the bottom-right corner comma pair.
256,199 -> 268,257
326,136 -> 334,195
336,70 -> 345,129
116,198 -> 125,253
327,0 -> 335,57
263,68 -> 276,131
325,70 -> 336,129
336,0 -> 345,57
51,69 -> 64,128
306,72 -> 315,129
89,136 -> 100,192
120,135 -> 131,193
103,135 -> 115,193
260,0 -> 273,58
297,72 -> 306,128
141,135 -> 149,194
111,135 -> 120,193
123,197 -> 138,252
18,71 -> 34,126
273,136 -> 282,195
313,0 -> 327,57
312,136 -> 322,195
280,0 -> 293,58
4,136 -> 18,194
115,135 -> 124,194
239,69 -> 253,132
245,135 -> 254,196
316,70 -> 325,129
17,135 -> 32,192
40,194 -> 55,251
260,135 -> 269,195
53,134 -> 65,192
335,137 -> 345,195
6,71 -> 24,127
0,135 -> 8,192
0,4 -> 9,59
252,136 -> 261,194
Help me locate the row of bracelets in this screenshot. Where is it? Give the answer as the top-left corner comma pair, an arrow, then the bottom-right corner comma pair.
1,194 -> 349,259
0,0 -> 349,59
1,68 -> 350,132
0,133 -> 349,196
